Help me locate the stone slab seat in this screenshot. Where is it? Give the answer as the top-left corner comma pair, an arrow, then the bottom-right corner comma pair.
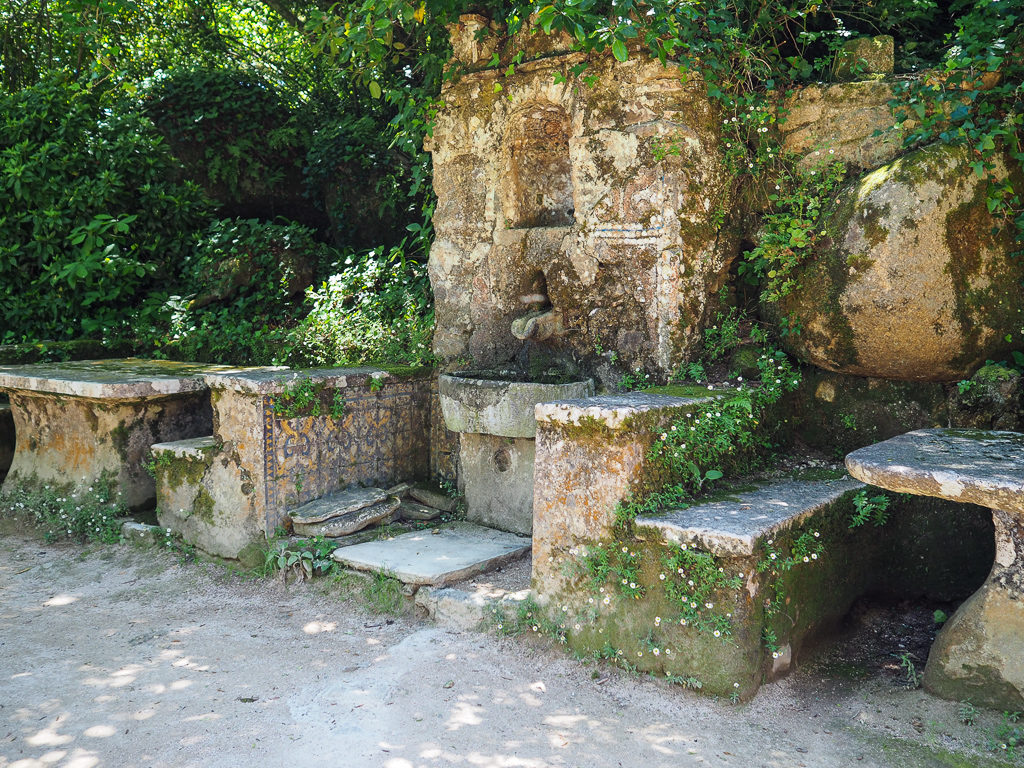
632,478 -> 865,693
846,428 -> 1024,711
0,358 -> 228,509
637,477 -> 864,557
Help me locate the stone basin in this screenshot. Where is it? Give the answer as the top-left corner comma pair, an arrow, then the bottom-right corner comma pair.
438,371 -> 594,438
438,371 -> 594,536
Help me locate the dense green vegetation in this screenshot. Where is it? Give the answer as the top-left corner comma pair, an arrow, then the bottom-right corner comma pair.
0,0 -> 1020,365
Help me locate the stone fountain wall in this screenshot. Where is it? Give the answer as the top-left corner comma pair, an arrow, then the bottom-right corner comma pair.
427,16 -> 735,379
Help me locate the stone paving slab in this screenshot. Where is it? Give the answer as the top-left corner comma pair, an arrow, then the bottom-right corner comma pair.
0,358 -> 238,399
332,522 -> 531,585
637,477 -> 864,556
846,428 -> 1024,514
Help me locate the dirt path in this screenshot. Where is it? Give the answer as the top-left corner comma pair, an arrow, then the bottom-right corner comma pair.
0,536 -> 1014,768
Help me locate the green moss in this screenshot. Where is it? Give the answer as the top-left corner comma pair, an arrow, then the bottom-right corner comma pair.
975,364 -> 1015,383
871,734 -> 1015,768
643,384 -> 723,398
192,486 -> 216,524
109,422 -> 131,462
375,364 -> 434,379
860,202 -> 891,248
156,451 -> 213,493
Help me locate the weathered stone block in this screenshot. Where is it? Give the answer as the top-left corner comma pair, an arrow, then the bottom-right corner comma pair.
531,392 -> 722,593
439,373 -> 593,438
428,36 -> 735,378
834,36 -> 895,80
460,433 -> 535,535
781,80 -> 907,171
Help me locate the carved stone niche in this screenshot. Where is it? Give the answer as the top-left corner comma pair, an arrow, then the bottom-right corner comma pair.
504,102 -> 574,229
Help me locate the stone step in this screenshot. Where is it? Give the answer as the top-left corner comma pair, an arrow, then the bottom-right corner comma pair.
150,435 -> 219,459
636,476 -> 864,556
332,522 -> 531,586
288,486 -> 389,525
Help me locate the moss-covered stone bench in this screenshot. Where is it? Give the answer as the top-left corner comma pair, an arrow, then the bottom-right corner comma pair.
0,359 -> 231,508
847,428 -> 1024,710
530,393 -> 993,700
151,367 -> 440,562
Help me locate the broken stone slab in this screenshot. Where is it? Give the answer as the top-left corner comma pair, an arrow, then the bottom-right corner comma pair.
408,485 -> 457,513
637,477 -> 864,556
292,497 -> 400,538
846,428 -> 1024,710
386,482 -> 413,498
399,501 -> 442,521
288,487 -> 389,525
332,522 -> 531,586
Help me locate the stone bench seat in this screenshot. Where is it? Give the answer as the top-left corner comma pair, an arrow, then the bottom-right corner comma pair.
151,366 -> 440,562
847,428 -> 1024,710
0,358 -> 234,508
637,478 -> 863,557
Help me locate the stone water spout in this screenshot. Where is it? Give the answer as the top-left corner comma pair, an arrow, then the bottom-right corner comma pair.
511,292 -> 564,342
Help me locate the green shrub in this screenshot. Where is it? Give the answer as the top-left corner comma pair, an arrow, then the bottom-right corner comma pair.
288,247 -> 434,368
0,78 -> 209,343
1,476 -> 126,544
146,217 -> 336,363
143,68 -> 309,204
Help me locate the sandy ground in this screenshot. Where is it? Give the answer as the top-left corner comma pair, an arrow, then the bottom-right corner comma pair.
0,535 -> 1017,768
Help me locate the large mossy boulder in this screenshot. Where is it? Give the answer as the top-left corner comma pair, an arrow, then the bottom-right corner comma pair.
773,143 -> 1024,382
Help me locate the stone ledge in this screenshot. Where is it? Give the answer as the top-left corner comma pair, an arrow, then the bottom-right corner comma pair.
846,428 -> 1024,514
536,391 -> 724,430
201,366 -> 418,395
151,436 -> 219,460
0,358 -> 234,399
637,477 -> 864,557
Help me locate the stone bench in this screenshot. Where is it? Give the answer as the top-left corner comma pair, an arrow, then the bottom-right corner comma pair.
847,428 -> 1024,710
530,392 -> 993,699
151,367 -> 445,562
0,359 -> 231,508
